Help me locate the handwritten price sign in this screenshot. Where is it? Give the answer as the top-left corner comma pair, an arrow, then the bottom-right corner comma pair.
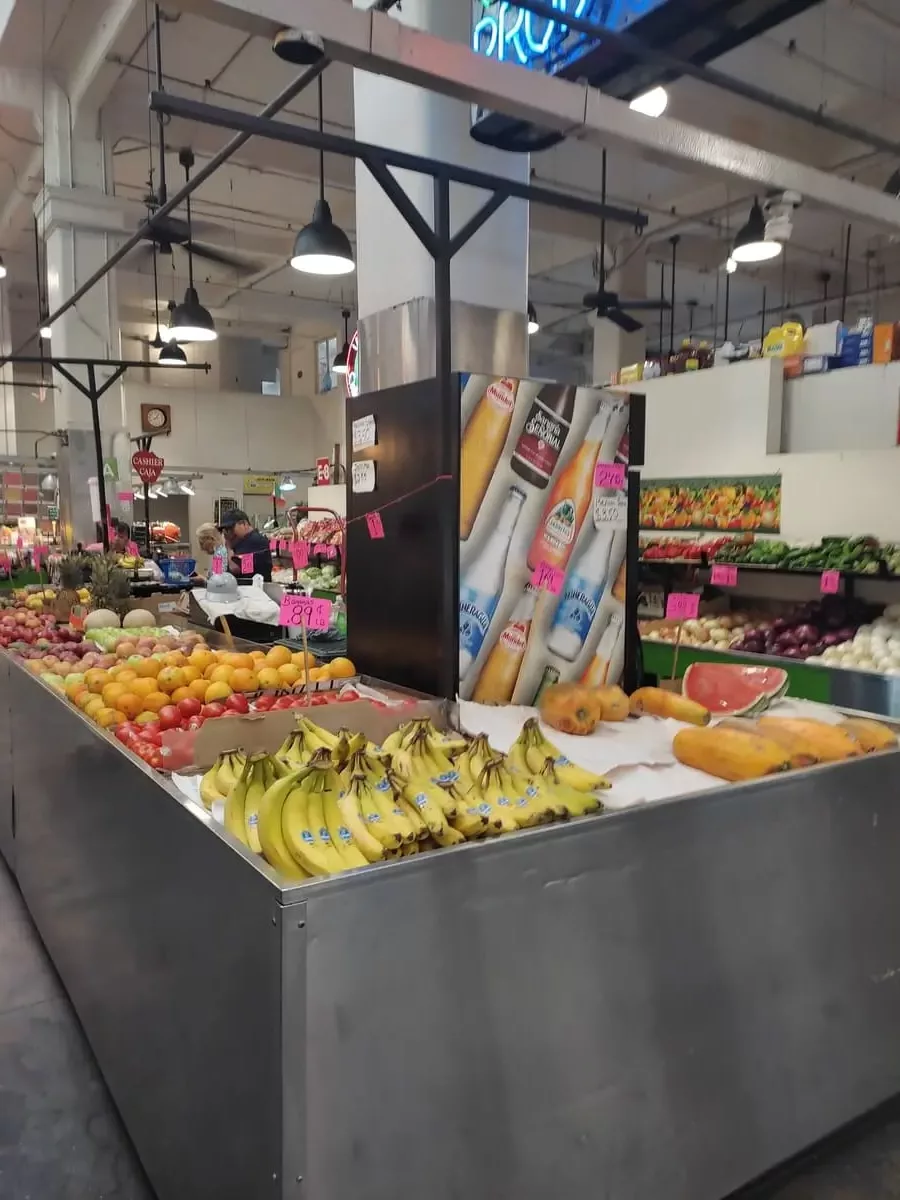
279,593 -> 333,630
666,592 -> 701,621
366,512 -> 384,539
820,570 -> 841,595
239,553 -> 255,575
710,563 -> 738,587
594,461 -> 626,490
291,541 -> 309,569
531,560 -> 565,595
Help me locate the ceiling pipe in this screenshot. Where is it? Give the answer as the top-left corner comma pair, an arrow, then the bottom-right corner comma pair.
7,0 -> 403,361
511,0 -> 900,162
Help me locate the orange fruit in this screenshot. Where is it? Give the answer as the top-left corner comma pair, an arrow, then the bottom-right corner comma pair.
249,650 -> 266,664
188,678 -> 209,701
94,707 -> 124,729
189,648 -> 214,673
136,657 -> 161,679
85,668 -> 109,694
225,652 -> 254,671
65,680 -> 88,701
134,710 -> 158,725
266,645 -> 292,669
307,666 -> 328,683
256,667 -> 282,690
171,686 -> 192,705
327,656 -> 356,680
230,668 -> 258,693
291,650 -> 317,670
116,668 -> 138,685
181,665 -> 200,685
157,666 -> 186,694
163,650 -> 187,668
141,691 -> 170,714
83,696 -> 105,718
130,678 -> 157,699
102,682 -> 128,708
209,664 -> 234,685
117,693 -> 144,720
205,681 -> 233,702
277,664 -> 301,686
107,664 -> 124,680
75,689 -> 96,711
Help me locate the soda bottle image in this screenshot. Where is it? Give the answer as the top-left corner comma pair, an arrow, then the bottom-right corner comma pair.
459,486 -> 526,681
510,385 -> 576,490
547,529 -> 623,662
471,584 -> 538,704
531,664 -> 560,705
459,376 -> 518,540
581,612 -> 625,687
526,405 -> 611,572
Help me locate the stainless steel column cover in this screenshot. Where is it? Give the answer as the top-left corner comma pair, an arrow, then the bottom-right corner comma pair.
296,753 -> 900,1200
0,652 -> 13,871
9,660 -> 286,1200
358,297 -> 527,391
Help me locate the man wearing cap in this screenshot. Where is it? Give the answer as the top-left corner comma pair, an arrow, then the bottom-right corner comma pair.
218,510 -> 273,582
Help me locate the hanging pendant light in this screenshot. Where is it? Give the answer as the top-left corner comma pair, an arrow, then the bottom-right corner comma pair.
332,308 -> 352,375
527,300 -> 540,335
179,479 -> 195,495
170,150 -> 218,341
279,474 -> 297,493
732,198 -> 782,264
158,340 -> 187,366
290,78 -> 354,276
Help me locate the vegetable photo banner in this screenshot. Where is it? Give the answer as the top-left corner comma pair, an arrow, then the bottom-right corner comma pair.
640,475 -> 781,533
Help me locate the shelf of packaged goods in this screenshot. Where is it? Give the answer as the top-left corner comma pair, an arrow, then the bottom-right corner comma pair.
641,636 -> 900,715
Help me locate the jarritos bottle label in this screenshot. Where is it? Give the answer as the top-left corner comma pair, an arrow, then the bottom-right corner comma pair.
540,497 -> 578,556
485,377 -> 517,415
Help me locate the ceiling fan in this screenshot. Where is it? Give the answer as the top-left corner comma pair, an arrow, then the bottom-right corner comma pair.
552,150 -> 670,333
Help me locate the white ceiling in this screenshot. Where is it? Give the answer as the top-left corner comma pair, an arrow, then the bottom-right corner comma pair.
1,0 -> 900,360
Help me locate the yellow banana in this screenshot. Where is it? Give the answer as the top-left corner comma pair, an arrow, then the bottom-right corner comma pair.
478,758 -> 536,831
539,758 -> 604,817
199,762 -> 226,809
335,775 -> 384,864
379,726 -> 408,757
351,773 -> 403,850
224,758 -> 251,847
282,777 -> 340,876
296,716 -> 339,752
401,778 -> 449,838
367,774 -> 416,844
433,823 -> 466,847
216,750 -> 244,794
392,781 -> 428,840
518,718 -> 610,792
257,770 -> 310,880
243,756 -> 269,853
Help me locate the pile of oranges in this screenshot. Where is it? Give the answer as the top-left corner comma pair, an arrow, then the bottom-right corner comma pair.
61,643 -> 357,730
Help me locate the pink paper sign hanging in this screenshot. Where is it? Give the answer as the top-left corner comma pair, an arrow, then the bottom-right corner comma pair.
531,560 -> 565,595
366,512 -> 384,539
279,593 -> 332,630
710,564 -> 738,587
594,461 -> 626,489
15,536 -> 22,550
291,541 -> 309,569
239,553 -> 255,575
269,539 -> 279,553
820,569 -> 841,595
666,592 -> 701,621
33,546 -> 46,568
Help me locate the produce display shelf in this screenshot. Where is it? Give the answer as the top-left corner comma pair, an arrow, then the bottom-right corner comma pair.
5,656 -> 900,1200
640,559 -> 894,580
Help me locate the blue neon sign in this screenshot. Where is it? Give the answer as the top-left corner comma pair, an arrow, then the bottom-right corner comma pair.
473,1 -> 669,75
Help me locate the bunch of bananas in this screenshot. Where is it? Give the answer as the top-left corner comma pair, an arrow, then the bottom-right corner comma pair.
196,714 -> 610,881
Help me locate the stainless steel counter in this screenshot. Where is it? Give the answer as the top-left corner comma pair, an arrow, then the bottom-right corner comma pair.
6,656 -> 900,1200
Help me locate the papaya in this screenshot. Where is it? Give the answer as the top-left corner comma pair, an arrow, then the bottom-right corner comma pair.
756,717 -> 863,763
673,726 -> 792,781
596,685 -> 630,722
539,683 -> 606,736
719,717 -> 820,767
838,717 -> 898,753
629,687 -> 710,726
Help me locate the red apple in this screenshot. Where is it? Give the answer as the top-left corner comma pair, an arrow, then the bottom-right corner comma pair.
177,697 -> 202,720
224,693 -> 249,715
200,702 -> 226,720
157,705 -> 181,731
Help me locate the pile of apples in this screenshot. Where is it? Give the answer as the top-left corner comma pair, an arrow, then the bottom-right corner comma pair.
0,608 -> 77,649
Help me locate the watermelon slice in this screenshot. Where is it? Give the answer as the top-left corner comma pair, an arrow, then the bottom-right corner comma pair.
683,663 -> 789,717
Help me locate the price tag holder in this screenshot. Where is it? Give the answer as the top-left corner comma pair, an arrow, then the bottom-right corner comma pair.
279,593 -> 333,630
594,461 -> 626,490
531,560 -> 565,595
291,541 -> 309,569
211,556 -> 224,576
666,592 -> 700,621
240,553 -> 255,575
710,563 -> 738,587
820,569 -> 841,595
366,512 -> 384,539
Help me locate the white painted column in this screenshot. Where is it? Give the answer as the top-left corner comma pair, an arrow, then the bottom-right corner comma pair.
591,253 -> 648,385
352,0 -> 530,388
0,280 -> 15,455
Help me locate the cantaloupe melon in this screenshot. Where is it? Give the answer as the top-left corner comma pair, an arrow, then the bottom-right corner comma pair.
84,608 -> 121,630
123,608 -> 154,628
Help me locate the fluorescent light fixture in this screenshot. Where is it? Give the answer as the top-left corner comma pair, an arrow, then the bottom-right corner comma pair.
732,198 -> 783,264
180,480 -> 195,495
527,299 -> 540,336
169,286 -> 217,342
279,474 -> 297,493
40,326 -> 51,340
629,86 -> 668,118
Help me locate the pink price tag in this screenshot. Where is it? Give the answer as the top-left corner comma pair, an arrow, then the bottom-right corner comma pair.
366,512 -> 384,539
269,539 -> 278,553
291,541 -> 309,569
240,553 -> 255,575
313,543 -> 329,557
820,569 -> 841,595
531,560 -> 565,595
594,461 -> 626,489
0,553 -> 8,568
33,546 -> 46,567
326,544 -> 338,559
279,593 -> 333,630
666,592 -> 701,621
15,537 -> 22,550
710,563 -> 738,587
116,490 -> 134,503
211,556 -> 224,576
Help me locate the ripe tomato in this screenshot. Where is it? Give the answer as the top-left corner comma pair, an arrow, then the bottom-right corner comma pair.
224,692 -> 249,715
201,702 -> 226,720
177,697 -> 202,720
140,727 -> 163,747
157,705 -> 182,731
115,722 -> 140,744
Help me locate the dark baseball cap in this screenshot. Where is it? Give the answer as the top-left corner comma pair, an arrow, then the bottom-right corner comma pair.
218,509 -> 249,530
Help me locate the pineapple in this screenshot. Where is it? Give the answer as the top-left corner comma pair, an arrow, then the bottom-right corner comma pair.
90,554 -> 131,621
56,554 -> 86,621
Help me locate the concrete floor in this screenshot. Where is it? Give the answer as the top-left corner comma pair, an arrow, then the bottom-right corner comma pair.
1,855 -> 899,1200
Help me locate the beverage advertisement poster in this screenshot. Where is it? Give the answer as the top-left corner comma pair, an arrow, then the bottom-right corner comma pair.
459,376 -> 630,704
640,475 -> 781,532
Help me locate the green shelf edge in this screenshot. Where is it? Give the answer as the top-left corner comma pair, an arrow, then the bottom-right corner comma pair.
641,640 -> 833,705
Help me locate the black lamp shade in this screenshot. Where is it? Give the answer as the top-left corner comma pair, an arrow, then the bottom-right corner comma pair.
158,341 -> 188,366
732,199 -> 781,263
290,198 -> 355,276
169,286 -> 217,342
332,340 -> 350,375
273,28 -> 325,65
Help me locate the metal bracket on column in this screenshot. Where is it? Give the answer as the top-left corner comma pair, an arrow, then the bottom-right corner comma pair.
1,355 -> 209,551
